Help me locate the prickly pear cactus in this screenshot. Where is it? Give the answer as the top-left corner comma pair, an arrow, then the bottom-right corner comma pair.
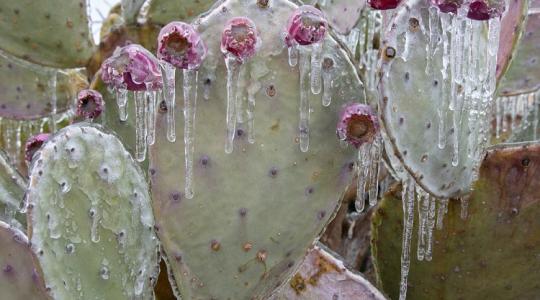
149,0 -> 365,299
272,244 -> 386,299
0,151 -> 26,228
311,0 -> 366,35
0,0 -> 95,68
372,142 -> 540,299
379,0 -> 521,198
0,53 -> 87,120
498,2 -> 540,96
26,123 -> 159,299
147,0 -> 218,25
0,221 -> 48,299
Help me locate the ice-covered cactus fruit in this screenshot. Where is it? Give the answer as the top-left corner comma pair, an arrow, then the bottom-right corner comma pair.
378,0 -> 512,198
372,142 -> 540,299
25,123 -> 160,299
0,151 -> 27,229
271,244 -> 386,299
0,0 -> 94,68
0,221 -> 48,299
148,0 -> 365,298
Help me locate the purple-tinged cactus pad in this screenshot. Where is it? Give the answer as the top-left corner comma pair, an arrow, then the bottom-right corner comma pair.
373,141 -> 540,299
158,22 -> 207,70
149,0 -> 365,298
101,44 -> 163,91
0,0 -> 94,68
76,89 -> 104,119
285,5 -> 327,46
0,221 -> 48,299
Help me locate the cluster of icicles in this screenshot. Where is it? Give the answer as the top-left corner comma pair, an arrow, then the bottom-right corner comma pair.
396,5 -> 502,300
494,90 -> 540,140
426,6 -> 501,168
102,5 -> 345,199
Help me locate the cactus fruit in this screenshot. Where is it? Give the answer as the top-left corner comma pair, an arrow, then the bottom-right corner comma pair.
372,142 -> 540,299
271,244 -> 386,299
148,0 -> 365,298
24,134 -> 51,165
368,0 -> 402,10
467,0 -> 506,20
0,220 -> 48,299
76,89 -> 104,120
25,123 -> 159,299
0,0 -> 94,68
378,0 -> 512,198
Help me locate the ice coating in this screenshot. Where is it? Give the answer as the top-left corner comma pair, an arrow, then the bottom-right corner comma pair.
336,103 -> 380,149
430,0 -> 463,13
100,44 -> 163,91
285,5 -> 327,46
157,22 -> 208,70
220,17 -> 260,62
24,133 -> 50,164
76,89 -> 104,119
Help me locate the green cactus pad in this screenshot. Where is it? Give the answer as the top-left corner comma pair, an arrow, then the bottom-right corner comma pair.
146,0 -> 217,25
271,244 -> 386,299
0,53 -> 87,120
0,220 -> 48,299
0,151 -> 27,228
313,0 -> 366,35
498,6 -> 540,96
372,141 -> 540,299
0,0 -> 95,68
378,0 -> 522,198
121,0 -> 146,24
26,123 -> 160,299
149,0 -> 365,298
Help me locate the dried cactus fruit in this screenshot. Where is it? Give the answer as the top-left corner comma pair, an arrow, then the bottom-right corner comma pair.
76,89 -> 104,120
0,0 -> 94,68
372,141 -> 540,299
379,0 -> 513,198
271,244 -> 386,299
26,123 -> 160,299
0,221 -> 48,299
148,0 -> 365,298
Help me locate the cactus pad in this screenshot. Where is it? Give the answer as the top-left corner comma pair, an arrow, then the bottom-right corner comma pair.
498,5 -> 540,96
0,53 -> 87,120
313,0 -> 366,35
147,0 -> 217,25
0,151 -> 26,228
26,123 -> 159,299
0,221 -> 48,299
149,0 -> 365,298
272,244 -> 386,299
372,141 -> 540,299
379,0 -> 514,198
0,0 -> 95,68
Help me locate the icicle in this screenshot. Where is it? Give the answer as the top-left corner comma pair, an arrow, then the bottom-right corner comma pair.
436,198 -> 449,230
288,42 -> 298,67
134,91 -> 147,162
321,60 -> 333,107
438,13 -> 451,149
425,6 -> 439,76
247,91 -> 256,144
14,122 -> 22,166
183,69 -> 198,200
416,187 -> 428,261
460,197 -> 469,220
399,176 -> 415,300
298,46 -> 311,152
161,62 -> 176,142
146,90 -> 157,146
355,143 -> 371,212
368,137 -> 382,206
48,71 -> 58,133
310,42 -> 323,95
495,97 -> 502,139
116,88 -> 129,122
424,195 -> 437,261
236,66 -> 248,126
224,56 -> 241,154
534,92 -> 539,140
89,207 -> 100,243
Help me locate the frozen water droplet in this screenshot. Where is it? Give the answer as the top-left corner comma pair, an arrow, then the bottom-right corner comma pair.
66,243 -> 75,254
89,207 -> 100,243
100,266 -> 109,280
60,180 -> 71,194
288,42 -> 298,67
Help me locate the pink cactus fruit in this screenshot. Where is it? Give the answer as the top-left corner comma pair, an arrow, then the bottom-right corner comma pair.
336,103 -> 380,149
157,22 -> 207,70
220,17 -> 260,62
76,89 -> 104,119
285,5 -> 327,47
